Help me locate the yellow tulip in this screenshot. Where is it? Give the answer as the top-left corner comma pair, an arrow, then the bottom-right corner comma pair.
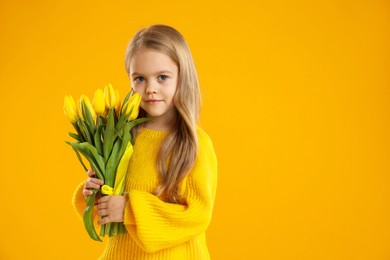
115,100 -> 122,116
124,93 -> 142,120
104,83 -> 120,109
64,95 -> 78,123
78,95 -> 97,122
93,89 -> 106,116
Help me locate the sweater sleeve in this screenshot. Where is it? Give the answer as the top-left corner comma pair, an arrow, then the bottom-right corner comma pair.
123,131 -> 218,253
72,181 -> 86,219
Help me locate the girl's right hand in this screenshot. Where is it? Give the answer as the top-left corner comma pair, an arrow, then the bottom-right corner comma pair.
82,169 -> 104,198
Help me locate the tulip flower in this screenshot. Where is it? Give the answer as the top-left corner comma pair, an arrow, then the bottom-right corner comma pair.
104,83 -> 120,109
77,98 -> 84,120
93,89 -> 106,116
78,95 -> 97,122
63,95 -> 78,123
124,93 -> 142,120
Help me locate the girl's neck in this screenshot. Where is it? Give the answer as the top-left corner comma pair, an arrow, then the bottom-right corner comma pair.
143,121 -> 171,131
144,113 -> 177,131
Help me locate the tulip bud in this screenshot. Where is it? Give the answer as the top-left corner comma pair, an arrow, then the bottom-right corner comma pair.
79,95 -> 97,122
104,83 -> 120,109
63,95 -> 78,123
93,89 -> 106,116
124,93 -> 142,120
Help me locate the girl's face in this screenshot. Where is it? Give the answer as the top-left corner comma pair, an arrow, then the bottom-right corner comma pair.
129,49 -> 179,130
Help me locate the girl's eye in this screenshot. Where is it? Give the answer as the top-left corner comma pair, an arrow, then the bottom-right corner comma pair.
134,77 -> 144,83
158,75 -> 168,81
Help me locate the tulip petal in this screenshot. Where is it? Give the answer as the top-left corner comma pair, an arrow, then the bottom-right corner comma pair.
64,95 -> 78,123
120,91 -> 132,114
123,93 -> 141,121
93,89 -> 106,116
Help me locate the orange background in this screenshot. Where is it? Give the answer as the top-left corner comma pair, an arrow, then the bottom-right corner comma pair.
0,1 -> 389,259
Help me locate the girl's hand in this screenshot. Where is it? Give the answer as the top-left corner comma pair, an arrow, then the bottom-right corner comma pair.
96,194 -> 128,225
82,169 -> 104,198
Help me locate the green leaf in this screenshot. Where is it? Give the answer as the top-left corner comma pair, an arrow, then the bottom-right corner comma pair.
94,124 -> 104,156
83,189 -> 102,242
114,127 -> 124,140
128,117 -> 151,130
101,127 -> 106,138
81,120 -> 93,144
72,120 -> 86,142
67,142 -> 105,181
115,113 -> 127,133
114,107 -> 119,124
105,139 -> 122,187
76,117 -> 93,144
71,144 -> 88,171
105,123 -> 131,188
119,123 -> 131,156
68,132 -> 80,141
103,108 -> 117,163
79,143 -> 105,178
83,103 -> 96,142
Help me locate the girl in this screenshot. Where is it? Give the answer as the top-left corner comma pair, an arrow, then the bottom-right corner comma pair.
72,24 -> 218,259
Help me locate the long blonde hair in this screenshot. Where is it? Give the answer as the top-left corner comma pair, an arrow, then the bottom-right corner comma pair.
125,24 -> 201,204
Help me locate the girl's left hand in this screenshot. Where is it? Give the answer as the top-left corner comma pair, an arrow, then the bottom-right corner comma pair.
96,194 -> 128,225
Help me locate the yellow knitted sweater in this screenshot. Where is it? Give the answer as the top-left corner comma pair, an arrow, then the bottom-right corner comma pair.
72,127 -> 218,259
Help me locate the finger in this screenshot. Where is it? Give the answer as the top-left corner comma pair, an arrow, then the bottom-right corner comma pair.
85,179 -> 101,190
89,177 -> 104,186
82,189 -> 93,197
87,177 -> 104,185
97,202 -> 107,210
87,177 -> 104,187
98,196 -> 110,203
97,209 -> 108,217
98,216 -> 110,225
86,169 -> 96,177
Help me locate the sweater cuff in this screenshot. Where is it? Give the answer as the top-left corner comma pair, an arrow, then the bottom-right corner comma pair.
124,191 -> 136,225
72,181 -> 86,220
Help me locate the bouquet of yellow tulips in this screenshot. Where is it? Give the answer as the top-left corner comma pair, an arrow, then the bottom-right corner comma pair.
64,83 -> 146,242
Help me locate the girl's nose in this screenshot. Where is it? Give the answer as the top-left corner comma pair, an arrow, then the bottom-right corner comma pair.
146,83 -> 158,94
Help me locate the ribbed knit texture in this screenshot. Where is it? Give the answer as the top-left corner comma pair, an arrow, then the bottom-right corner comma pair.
72,127 -> 218,259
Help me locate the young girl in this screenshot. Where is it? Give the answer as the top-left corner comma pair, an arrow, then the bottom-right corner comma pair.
72,24 -> 218,259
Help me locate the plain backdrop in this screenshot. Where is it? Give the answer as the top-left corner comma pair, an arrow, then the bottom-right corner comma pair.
0,1 -> 389,259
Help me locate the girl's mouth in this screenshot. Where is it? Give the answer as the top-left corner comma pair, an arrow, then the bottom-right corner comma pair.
145,99 -> 162,104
